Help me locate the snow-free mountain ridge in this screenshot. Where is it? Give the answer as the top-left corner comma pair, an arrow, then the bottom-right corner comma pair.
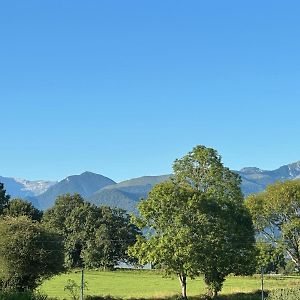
87,175 -> 171,213
35,171 -> 116,209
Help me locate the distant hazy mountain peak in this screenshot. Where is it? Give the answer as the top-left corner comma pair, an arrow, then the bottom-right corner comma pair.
81,171 -> 97,175
239,167 -> 263,174
65,171 -> 103,179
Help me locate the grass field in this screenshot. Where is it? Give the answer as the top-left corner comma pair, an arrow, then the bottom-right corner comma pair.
39,270 -> 300,299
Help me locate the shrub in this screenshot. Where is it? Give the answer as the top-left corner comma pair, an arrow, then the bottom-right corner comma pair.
85,297 -> 120,300
267,287 -> 300,300
0,291 -> 56,300
0,216 -> 64,291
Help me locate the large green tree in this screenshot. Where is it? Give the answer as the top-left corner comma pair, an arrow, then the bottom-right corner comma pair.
0,182 -> 10,215
246,180 -> 300,271
43,193 -> 141,269
129,182 -> 199,298
173,146 -> 256,296
43,193 -> 85,267
0,216 -> 64,291
129,145 -> 256,298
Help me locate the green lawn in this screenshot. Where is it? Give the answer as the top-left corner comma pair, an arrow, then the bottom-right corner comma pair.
39,270 -> 300,299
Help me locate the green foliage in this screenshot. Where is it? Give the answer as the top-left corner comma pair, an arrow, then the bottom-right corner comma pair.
43,194 -> 87,267
63,278 -> 88,300
214,293 -> 261,300
43,193 -> 85,234
85,297 -> 120,300
283,260 -> 296,275
246,180 -> 300,271
64,279 -> 80,300
81,206 -> 141,269
130,145 -> 256,298
267,287 -> 300,300
129,182 -> 200,289
84,294 -> 262,300
4,198 -> 43,221
255,241 -> 285,273
0,291 -> 54,300
43,193 -> 141,269
173,145 -> 243,204
0,216 -> 64,291
0,182 -> 10,215
176,146 -> 256,293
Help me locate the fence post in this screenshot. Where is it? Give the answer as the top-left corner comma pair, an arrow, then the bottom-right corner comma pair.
261,267 -> 264,300
80,268 -> 84,300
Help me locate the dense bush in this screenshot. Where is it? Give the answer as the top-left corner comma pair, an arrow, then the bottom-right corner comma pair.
84,293 -> 262,300
0,291 -> 55,300
282,260 -> 296,275
85,297 -> 121,300
267,287 -> 300,300
213,292 -> 262,300
0,216 -> 64,291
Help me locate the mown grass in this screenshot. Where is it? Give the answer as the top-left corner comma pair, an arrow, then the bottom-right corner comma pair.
39,270 -> 300,300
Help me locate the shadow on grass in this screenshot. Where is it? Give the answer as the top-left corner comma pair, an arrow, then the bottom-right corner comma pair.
85,290 -> 264,300
212,291 -> 264,300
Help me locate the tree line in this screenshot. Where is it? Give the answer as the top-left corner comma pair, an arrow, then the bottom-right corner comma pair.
0,145 -> 300,299
0,186 -> 141,292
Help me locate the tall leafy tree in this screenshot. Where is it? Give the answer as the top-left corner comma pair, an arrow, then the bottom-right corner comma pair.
43,194 -> 87,267
129,182 -> 203,298
246,180 -> 300,271
0,182 -> 10,215
130,145 -> 256,298
173,146 -> 256,296
0,216 -> 64,291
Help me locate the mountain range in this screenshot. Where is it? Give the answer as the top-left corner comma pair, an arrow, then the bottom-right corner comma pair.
1,161 -> 300,212
236,161 -> 300,195
0,176 -> 56,198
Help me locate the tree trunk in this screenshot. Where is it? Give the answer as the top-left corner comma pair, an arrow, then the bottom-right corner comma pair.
178,273 -> 187,299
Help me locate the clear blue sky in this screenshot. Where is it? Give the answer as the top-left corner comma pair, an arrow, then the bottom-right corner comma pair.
1,1 -> 300,182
